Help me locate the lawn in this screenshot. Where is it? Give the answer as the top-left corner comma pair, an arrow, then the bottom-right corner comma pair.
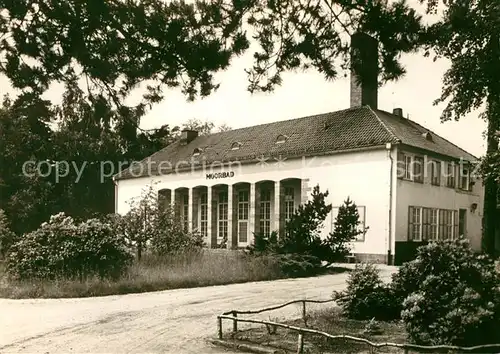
231,307 -> 409,354
0,250 -> 348,299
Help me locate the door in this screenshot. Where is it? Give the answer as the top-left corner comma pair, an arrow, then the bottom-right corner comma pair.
458,209 -> 467,237
237,190 -> 249,247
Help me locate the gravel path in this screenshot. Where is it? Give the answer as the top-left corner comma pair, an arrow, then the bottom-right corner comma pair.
0,265 -> 397,353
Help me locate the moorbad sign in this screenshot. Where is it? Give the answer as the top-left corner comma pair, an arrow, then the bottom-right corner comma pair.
206,171 -> 235,180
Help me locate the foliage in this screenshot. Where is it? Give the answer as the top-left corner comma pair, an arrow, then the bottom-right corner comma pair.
399,238 -> 500,347
0,209 -> 17,258
121,184 -> 203,260
279,185 -> 333,255
418,0 -> 500,255
5,213 -> 133,280
247,186 -> 366,276
325,197 -> 368,262
0,250 -> 285,298
333,263 -> 400,321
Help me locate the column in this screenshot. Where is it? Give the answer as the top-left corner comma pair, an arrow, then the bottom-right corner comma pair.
227,184 -> 233,249
206,186 -> 212,248
301,178 -> 310,204
170,189 -> 175,210
274,181 -> 281,233
249,183 -> 256,246
188,188 -> 193,232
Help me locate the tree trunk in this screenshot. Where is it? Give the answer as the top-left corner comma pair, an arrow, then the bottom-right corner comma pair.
482,110 -> 498,256
483,33 -> 500,257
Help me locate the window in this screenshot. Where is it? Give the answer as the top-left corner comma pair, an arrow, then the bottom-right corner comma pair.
193,148 -> 202,156
409,206 -> 422,241
259,188 -> 271,236
439,209 -> 454,240
238,190 -> 249,243
331,206 -> 366,242
422,208 -> 436,241
231,142 -> 241,150
200,193 -> 208,238
284,187 -> 295,222
410,206 -> 457,241
182,194 -> 189,232
458,209 -> 467,237
460,166 -> 470,191
431,160 -> 441,186
355,206 -> 366,242
276,134 -> 288,144
217,192 -> 228,240
403,155 -> 412,180
413,156 -> 424,183
238,190 -> 249,220
447,162 -> 456,188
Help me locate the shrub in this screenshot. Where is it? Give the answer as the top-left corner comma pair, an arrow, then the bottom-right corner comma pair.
121,184 -> 203,259
399,238 -> 500,347
0,209 -> 17,258
6,213 -> 133,280
333,263 -> 400,321
247,186 -> 362,270
275,253 -> 322,278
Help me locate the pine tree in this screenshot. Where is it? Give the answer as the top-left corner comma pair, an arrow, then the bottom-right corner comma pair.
326,197 -> 367,260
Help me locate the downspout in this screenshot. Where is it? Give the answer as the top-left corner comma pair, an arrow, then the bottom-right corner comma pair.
386,143 -> 393,265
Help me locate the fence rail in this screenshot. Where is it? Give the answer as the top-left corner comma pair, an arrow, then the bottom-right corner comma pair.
217,298 -> 500,354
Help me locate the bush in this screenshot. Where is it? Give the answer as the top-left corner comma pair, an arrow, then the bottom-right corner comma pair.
275,253 -> 322,278
6,213 -> 133,280
399,238 -> 500,347
121,184 -> 204,259
0,209 -> 17,258
333,263 -> 400,321
247,186 -> 362,274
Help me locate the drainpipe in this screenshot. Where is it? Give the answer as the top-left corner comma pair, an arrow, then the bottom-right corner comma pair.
386,143 -> 393,265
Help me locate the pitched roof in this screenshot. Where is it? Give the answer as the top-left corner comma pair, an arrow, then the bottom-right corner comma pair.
116,106 -> 477,180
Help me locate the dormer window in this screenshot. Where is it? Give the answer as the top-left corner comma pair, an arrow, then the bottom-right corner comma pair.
276,134 -> 288,144
422,132 -> 433,142
231,142 -> 241,150
193,148 -> 202,156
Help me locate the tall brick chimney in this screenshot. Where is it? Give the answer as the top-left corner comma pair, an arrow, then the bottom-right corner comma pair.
350,32 -> 378,109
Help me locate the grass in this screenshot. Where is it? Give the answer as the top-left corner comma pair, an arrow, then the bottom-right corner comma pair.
0,250 -> 349,299
232,307 -> 409,353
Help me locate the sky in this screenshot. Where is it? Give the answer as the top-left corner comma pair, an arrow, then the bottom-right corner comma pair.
0,1 -> 486,159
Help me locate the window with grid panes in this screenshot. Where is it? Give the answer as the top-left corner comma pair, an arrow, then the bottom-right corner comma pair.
217,192 -> 228,240
408,206 -> 422,241
200,193 -> 207,237
413,156 -> 424,183
182,194 -> 189,232
238,190 -> 249,220
284,187 -> 295,222
259,188 -> 271,236
447,162 -> 456,188
431,160 -> 441,186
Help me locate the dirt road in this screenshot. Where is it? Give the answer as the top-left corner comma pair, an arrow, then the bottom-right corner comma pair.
0,266 -> 396,353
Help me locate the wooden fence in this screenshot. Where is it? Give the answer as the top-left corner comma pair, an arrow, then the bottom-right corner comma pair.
217,299 -> 500,354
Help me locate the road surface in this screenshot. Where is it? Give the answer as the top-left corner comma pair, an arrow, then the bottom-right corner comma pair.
0,265 -> 397,353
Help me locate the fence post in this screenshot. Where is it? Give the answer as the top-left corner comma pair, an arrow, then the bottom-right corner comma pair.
217,316 -> 223,339
302,301 -> 307,327
296,332 -> 304,354
403,349 -> 409,354
232,311 -> 238,333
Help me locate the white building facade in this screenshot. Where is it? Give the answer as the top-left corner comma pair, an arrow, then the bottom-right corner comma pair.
114,33 -> 484,264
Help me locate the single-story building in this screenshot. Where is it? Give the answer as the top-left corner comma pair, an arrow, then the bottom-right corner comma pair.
114,33 -> 484,265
